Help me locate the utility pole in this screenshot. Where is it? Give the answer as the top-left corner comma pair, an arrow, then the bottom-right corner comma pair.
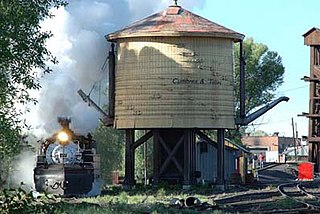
295,122 -> 299,147
291,118 -> 297,161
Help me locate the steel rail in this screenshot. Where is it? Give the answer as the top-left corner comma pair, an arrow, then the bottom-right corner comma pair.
278,182 -> 320,211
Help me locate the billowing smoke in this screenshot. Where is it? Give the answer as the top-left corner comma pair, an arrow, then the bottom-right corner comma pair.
26,0 -> 205,137
8,150 -> 36,190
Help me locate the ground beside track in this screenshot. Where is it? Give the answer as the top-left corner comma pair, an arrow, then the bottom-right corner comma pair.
258,163 -> 298,185
50,163 -> 320,213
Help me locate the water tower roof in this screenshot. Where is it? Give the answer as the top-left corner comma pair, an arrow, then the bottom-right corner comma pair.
106,5 -> 244,42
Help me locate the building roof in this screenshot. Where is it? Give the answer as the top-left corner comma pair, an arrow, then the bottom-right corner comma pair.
106,4 -> 244,42
225,138 -> 251,153
303,27 -> 320,46
303,27 -> 320,37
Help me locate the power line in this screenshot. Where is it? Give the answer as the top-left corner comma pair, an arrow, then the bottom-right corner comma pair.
276,85 -> 308,94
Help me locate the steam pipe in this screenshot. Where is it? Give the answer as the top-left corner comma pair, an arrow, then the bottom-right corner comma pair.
235,96 -> 290,126
239,41 -> 246,119
108,43 -> 115,118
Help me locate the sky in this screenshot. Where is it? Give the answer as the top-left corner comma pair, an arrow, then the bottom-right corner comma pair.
192,0 -> 319,137
26,0 -> 319,139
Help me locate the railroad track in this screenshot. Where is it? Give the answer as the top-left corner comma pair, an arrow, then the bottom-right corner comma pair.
211,181 -> 320,213
211,189 -> 282,213
278,181 -> 320,211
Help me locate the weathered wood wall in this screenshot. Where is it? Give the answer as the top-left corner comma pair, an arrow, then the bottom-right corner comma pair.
115,37 -> 235,129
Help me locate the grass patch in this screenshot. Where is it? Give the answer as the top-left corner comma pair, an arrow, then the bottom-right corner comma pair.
57,184 -> 222,213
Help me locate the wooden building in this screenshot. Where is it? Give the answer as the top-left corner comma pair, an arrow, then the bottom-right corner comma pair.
241,133 -> 299,162
302,27 -> 320,171
196,138 -> 250,184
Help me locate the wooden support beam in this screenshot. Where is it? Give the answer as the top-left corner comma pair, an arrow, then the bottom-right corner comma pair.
158,134 -> 183,175
217,129 -> 225,187
124,129 -> 135,186
132,131 -> 153,150
183,130 -> 195,185
153,130 -> 160,184
159,134 -> 184,175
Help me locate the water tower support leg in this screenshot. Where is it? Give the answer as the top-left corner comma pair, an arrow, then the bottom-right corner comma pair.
217,129 -> 225,190
183,129 -> 196,186
153,130 -> 160,185
124,129 -> 135,188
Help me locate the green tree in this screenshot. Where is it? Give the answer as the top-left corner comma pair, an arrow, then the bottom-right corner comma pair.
0,0 -> 67,185
234,38 -> 285,115
94,125 -> 125,184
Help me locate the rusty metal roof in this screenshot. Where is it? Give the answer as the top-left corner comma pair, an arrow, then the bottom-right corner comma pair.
106,5 -> 244,42
303,27 -> 320,37
303,27 -> 320,46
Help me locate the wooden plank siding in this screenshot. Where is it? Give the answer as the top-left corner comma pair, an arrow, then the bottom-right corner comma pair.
196,141 -> 238,182
114,37 -> 235,129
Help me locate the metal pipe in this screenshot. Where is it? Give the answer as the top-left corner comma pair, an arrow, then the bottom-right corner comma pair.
236,96 -> 289,126
239,41 -> 246,119
108,43 -> 116,118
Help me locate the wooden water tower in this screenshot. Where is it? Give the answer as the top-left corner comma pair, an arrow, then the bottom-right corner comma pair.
106,1 -> 245,187
302,27 -> 320,171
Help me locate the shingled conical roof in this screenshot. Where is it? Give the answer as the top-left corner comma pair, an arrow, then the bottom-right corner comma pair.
106,4 -> 244,41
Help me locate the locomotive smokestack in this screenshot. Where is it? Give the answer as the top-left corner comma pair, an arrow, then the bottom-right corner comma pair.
57,117 -> 71,130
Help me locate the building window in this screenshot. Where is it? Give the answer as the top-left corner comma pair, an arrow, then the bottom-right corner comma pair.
314,46 -> 320,66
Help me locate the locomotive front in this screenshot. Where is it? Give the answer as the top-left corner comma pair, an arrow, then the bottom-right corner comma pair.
33,117 -> 99,196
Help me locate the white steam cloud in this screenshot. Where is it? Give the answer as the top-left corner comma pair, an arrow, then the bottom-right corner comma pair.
9,150 -> 36,189
26,0 -> 205,137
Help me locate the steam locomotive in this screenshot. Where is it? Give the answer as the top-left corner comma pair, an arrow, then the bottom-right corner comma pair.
33,117 -> 100,196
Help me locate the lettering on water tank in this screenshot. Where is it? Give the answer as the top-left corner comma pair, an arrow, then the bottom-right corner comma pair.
174,43 -> 186,48
179,52 -> 196,57
181,58 -> 204,63
171,75 -> 233,85
198,65 -> 214,71
211,113 -> 223,120
172,78 -> 222,85
150,93 -> 162,99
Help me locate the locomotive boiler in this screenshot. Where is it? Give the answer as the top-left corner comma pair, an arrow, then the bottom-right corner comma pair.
33,117 -> 100,196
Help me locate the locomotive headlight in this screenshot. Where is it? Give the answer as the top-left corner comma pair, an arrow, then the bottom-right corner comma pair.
57,131 -> 69,143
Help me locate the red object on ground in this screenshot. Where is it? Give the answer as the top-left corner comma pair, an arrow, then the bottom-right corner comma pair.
298,162 -> 314,180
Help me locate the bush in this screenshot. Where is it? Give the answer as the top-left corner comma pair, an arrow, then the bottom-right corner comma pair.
0,188 -> 58,213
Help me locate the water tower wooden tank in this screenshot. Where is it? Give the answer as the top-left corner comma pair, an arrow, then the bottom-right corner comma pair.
106,2 -> 244,186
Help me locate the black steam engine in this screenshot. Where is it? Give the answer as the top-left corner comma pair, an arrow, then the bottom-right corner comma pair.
33,117 -> 99,196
